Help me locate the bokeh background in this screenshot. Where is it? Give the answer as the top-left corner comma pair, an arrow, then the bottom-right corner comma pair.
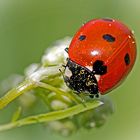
0,0 -> 140,140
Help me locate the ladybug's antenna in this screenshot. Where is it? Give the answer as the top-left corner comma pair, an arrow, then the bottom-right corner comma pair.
59,68 -> 63,75
59,66 -> 65,79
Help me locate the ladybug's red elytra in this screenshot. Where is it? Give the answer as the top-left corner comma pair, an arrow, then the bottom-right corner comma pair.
63,18 -> 137,98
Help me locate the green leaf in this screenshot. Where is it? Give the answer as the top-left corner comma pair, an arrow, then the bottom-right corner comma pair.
0,100 -> 103,132
11,107 -> 22,122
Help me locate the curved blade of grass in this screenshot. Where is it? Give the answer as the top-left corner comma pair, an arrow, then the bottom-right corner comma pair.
0,80 -> 36,110
0,66 -> 61,110
0,100 -> 103,132
11,107 -> 22,122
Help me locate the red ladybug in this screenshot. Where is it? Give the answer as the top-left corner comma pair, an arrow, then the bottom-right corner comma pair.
64,18 -> 136,98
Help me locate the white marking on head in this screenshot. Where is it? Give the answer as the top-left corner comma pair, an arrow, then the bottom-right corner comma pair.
65,67 -> 72,78
85,66 -> 93,71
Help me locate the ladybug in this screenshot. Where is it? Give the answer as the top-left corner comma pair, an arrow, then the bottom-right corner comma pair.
63,18 -> 136,98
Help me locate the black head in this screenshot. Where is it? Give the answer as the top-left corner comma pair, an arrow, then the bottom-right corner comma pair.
64,59 -> 99,98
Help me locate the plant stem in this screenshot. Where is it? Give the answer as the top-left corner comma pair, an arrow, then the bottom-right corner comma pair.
0,65 -> 61,110
0,80 -> 37,110
0,100 -> 103,132
37,82 -> 81,104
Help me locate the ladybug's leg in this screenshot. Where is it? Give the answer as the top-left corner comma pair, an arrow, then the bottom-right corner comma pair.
59,58 -> 69,76
62,58 -> 69,69
64,48 -> 69,53
62,64 -> 66,68
59,65 -> 66,77
95,93 -> 99,98
82,92 -> 99,98
79,94 -> 87,107
74,92 -> 87,107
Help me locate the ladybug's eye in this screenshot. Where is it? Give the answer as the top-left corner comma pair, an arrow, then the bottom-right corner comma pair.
79,35 -> 86,41
124,53 -> 130,65
102,34 -> 115,42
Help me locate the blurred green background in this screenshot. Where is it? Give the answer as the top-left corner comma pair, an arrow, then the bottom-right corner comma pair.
0,0 -> 139,140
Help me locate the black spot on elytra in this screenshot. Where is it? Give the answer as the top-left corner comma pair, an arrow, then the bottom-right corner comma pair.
124,53 -> 130,65
103,34 -> 115,42
93,60 -> 107,75
79,35 -> 86,41
102,18 -> 113,22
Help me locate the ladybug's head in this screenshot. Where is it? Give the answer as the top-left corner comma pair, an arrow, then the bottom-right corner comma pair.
64,18 -> 136,96
64,58 -> 100,98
